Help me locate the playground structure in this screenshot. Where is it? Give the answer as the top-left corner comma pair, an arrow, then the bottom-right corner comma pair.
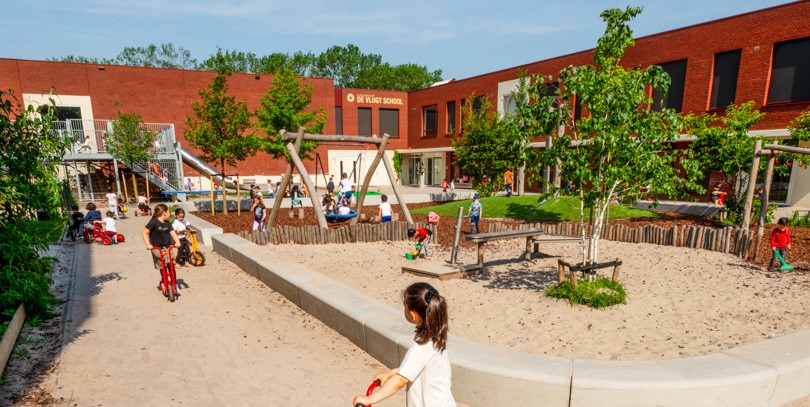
267,128 -> 413,229
741,139 -> 810,260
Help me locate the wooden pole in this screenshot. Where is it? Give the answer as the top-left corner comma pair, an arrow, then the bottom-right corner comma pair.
450,206 -> 464,265
237,174 -> 241,215
477,242 -> 484,270
210,174 -> 214,215
557,260 -> 565,284
279,133 -> 383,144
754,142 -> 777,260
268,128 -> 303,227
380,139 -> 413,224
612,257 -> 621,281
352,134 -> 389,225
122,175 -> 129,204
741,140 -> 762,231
285,131 -> 328,228
569,269 -> 578,289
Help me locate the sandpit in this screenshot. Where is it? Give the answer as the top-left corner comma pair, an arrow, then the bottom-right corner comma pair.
267,237 -> 810,361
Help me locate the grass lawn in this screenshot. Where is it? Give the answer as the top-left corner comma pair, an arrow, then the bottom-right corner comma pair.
23,219 -> 65,244
411,195 -> 659,222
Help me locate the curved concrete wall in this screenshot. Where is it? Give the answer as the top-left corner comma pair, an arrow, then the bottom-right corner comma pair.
211,233 -> 810,406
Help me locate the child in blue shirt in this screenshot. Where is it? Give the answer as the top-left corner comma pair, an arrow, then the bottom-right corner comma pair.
468,193 -> 482,233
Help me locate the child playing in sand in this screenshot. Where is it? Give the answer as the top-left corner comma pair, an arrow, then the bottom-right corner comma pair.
468,193 -> 482,234
378,194 -> 392,223
768,217 -> 792,272
94,211 -> 119,243
353,282 -> 456,407
408,227 -> 433,260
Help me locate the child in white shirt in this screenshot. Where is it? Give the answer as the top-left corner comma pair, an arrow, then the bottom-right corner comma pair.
353,282 -> 456,407
94,211 -> 119,244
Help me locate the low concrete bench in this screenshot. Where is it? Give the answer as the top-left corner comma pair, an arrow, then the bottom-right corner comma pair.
465,229 -> 581,269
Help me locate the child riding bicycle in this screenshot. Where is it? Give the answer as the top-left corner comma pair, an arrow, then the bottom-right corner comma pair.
141,204 -> 181,281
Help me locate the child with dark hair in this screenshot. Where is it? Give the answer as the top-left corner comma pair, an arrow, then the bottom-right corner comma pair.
408,227 -> 433,260
94,211 -> 119,243
353,282 -> 456,407
290,185 -> 303,209
142,204 -> 181,279
768,217 -> 792,272
84,202 -> 102,231
378,194 -> 392,223
172,208 -> 191,267
67,204 -> 84,241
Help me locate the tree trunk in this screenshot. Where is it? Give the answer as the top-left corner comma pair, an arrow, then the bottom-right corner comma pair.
220,158 -> 228,215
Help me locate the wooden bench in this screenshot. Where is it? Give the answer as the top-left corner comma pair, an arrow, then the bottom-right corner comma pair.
464,229 -> 581,269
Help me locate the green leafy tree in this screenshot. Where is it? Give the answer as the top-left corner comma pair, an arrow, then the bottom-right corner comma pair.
198,49 -> 316,76
520,7 -> 703,265
185,67 -> 259,214
354,62 -> 443,92
311,44 -> 382,88
105,104 -> 157,198
452,96 -> 523,197
256,68 -> 327,159
52,43 -> 196,69
686,101 -> 766,218
784,110 -> 810,166
0,89 -> 67,321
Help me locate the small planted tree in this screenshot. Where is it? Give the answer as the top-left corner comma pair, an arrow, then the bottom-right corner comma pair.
452,96 -> 524,197
520,7 -> 703,266
255,68 -> 327,159
104,104 -> 157,199
185,64 -> 258,214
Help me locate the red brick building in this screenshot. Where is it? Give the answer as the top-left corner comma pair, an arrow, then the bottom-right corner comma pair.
1,1 -> 809,205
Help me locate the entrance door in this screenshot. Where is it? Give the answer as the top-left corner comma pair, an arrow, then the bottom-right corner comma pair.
426,158 -> 434,185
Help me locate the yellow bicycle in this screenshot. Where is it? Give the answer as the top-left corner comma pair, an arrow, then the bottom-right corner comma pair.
187,229 -> 206,267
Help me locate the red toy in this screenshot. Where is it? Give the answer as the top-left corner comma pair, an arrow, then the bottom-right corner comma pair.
134,202 -> 151,217
354,379 -> 381,407
83,223 -> 125,245
156,246 -> 179,302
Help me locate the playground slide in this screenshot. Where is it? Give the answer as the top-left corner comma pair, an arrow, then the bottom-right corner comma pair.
178,145 -> 239,189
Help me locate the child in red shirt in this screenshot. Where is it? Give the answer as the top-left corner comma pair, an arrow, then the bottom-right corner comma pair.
768,217 -> 791,272
408,227 -> 433,260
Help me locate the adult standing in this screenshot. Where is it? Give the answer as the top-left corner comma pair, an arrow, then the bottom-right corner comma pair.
339,172 -> 353,202
104,188 -> 118,219
503,168 -> 514,197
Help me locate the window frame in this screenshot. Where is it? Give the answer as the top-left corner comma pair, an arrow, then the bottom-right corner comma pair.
378,108 -> 399,137
422,105 -> 438,137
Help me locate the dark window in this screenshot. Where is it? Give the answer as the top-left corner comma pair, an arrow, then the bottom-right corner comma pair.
379,108 -> 399,137
652,59 -> 687,112
768,37 -> 810,104
460,99 -> 466,132
358,107 -> 371,136
472,97 -> 484,115
422,105 -> 437,137
574,96 -> 583,122
335,106 -> 343,135
447,101 -> 456,133
710,50 -> 741,109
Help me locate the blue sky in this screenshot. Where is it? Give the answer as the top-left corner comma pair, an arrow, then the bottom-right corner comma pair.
1,0 -> 793,80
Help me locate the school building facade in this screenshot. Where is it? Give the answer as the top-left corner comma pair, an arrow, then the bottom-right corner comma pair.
1,1 -> 809,206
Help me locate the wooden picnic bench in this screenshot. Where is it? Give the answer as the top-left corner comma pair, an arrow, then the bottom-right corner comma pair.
464,228 -> 581,269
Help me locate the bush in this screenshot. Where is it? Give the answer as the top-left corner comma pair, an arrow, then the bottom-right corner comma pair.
546,278 -> 627,308
0,221 -> 57,326
789,211 -> 810,227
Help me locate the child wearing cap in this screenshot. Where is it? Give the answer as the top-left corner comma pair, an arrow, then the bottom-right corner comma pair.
468,193 -> 482,233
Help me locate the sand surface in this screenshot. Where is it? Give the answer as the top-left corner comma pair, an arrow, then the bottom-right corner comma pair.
269,237 -> 810,361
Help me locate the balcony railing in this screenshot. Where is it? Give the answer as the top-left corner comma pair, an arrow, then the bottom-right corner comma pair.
53,119 -> 175,156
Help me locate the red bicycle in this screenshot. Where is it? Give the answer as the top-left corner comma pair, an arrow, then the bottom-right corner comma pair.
354,379 -> 381,407
156,246 -> 179,302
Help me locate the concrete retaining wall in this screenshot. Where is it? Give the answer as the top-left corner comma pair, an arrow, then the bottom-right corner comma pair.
184,213 -> 223,248
212,233 -> 810,406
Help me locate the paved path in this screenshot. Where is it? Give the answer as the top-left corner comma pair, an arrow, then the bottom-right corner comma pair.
37,216 -> 404,406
